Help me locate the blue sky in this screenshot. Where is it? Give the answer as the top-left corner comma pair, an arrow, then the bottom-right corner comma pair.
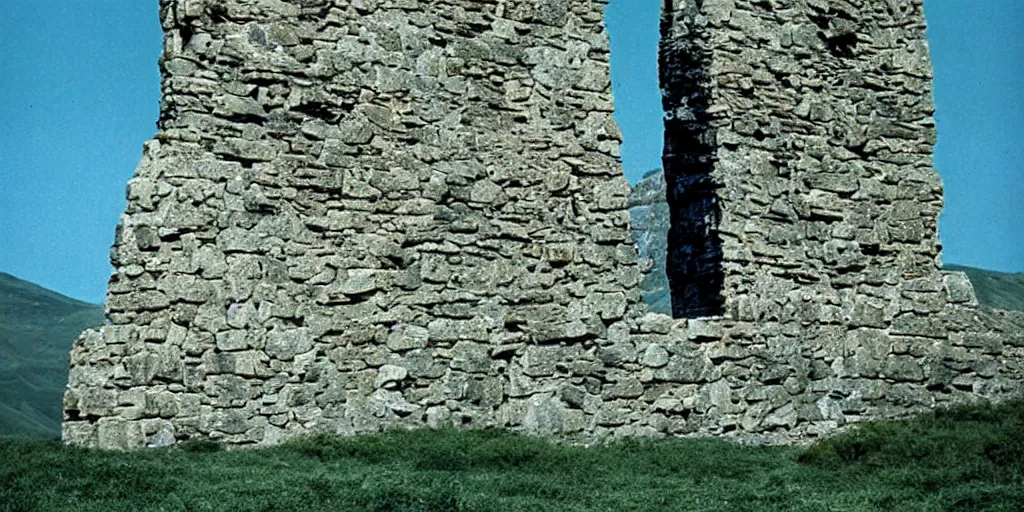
0,1 -> 1021,304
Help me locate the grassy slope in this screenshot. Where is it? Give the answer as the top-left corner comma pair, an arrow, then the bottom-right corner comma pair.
0,273 -> 104,439
944,264 -> 1024,312
0,399 -> 1021,511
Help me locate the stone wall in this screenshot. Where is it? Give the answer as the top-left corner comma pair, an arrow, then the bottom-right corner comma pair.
629,167 -> 1024,438
651,0 -> 1024,437
662,0 -> 944,320
63,0 -> 1024,450
63,0 -> 642,449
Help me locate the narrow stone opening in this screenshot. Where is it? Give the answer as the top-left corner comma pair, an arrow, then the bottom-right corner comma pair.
659,1 -> 724,319
605,0 -> 673,316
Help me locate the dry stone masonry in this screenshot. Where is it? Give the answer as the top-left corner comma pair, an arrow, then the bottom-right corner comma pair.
64,0 -> 1023,450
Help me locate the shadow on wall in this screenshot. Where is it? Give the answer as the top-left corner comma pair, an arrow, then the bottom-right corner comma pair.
659,0 -> 724,319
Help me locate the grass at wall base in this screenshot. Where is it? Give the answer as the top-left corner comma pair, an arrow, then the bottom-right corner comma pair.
2,398 -> 1022,511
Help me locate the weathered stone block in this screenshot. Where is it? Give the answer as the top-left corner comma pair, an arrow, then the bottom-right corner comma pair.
654,353 -> 718,384
386,324 -> 429,351
265,328 -> 313,361
96,418 -> 145,451
374,365 -> 408,389
641,343 -> 670,368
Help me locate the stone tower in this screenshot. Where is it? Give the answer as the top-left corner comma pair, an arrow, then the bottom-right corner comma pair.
661,0 -> 943,319
63,0 -> 642,449
655,0 -> 1022,433
64,0 -> 1023,450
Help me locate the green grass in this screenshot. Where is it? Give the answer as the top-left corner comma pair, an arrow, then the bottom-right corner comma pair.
2,399 -> 1021,511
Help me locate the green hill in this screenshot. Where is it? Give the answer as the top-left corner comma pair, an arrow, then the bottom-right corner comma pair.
0,273 -> 104,439
943,264 -> 1024,312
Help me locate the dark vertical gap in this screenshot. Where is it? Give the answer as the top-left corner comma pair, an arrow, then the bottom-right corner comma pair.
659,3 -> 724,318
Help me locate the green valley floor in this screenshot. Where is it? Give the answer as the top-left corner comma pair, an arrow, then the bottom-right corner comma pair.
1,399 -> 1022,511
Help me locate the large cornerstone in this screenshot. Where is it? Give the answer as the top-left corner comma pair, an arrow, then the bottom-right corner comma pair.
64,0 -> 1023,450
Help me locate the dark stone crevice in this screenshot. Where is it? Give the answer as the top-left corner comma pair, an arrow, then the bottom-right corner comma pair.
659,5 -> 724,319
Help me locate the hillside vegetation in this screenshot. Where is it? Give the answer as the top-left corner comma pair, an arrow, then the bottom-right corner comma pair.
1,398 -> 1022,511
944,264 -> 1024,312
0,273 -> 104,438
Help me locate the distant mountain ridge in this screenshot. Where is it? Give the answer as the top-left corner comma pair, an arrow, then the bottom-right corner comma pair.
0,273 -> 104,438
943,264 -> 1024,312
628,169 -> 671,315
627,169 -> 1024,315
